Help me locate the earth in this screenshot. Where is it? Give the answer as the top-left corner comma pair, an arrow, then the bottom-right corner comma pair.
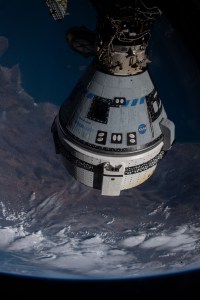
0,1 -> 200,286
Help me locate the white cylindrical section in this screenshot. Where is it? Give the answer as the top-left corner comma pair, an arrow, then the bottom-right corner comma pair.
62,137 -> 163,194
63,138 -> 163,165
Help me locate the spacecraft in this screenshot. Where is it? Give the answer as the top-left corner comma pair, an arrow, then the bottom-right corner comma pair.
44,0 -> 68,21
50,0 -> 175,196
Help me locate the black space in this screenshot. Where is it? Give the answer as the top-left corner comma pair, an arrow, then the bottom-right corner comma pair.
1,269 -> 200,298
152,0 -> 200,69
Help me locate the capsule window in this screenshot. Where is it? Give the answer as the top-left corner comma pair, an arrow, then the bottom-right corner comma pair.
87,96 -> 111,124
146,89 -> 162,122
127,132 -> 137,146
95,130 -> 107,145
111,133 -> 122,144
112,97 -> 126,107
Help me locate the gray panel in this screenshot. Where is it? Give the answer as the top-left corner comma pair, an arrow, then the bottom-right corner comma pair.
102,176 -> 123,196
102,163 -> 125,196
75,167 -> 94,187
159,118 -> 175,151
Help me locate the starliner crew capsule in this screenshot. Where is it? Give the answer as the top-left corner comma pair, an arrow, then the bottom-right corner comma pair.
51,0 -> 175,196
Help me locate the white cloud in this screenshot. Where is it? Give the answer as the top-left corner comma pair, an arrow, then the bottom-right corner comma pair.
140,225 -> 199,252
0,227 -> 16,248
8,230 -> 44,251
121,234 -> 146,248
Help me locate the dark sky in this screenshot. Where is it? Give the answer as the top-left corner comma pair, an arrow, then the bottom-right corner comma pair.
155,0 -> 200,67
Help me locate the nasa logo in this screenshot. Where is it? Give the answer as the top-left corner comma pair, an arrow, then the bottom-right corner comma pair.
138,124 -> 147,134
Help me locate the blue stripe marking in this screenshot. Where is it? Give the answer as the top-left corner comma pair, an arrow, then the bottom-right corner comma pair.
123,100 -> 130,107
140,97 -> 145,104
131,99 -> 138,106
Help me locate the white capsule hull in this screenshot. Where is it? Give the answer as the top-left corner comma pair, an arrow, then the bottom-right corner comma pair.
51,65 -> 174,196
